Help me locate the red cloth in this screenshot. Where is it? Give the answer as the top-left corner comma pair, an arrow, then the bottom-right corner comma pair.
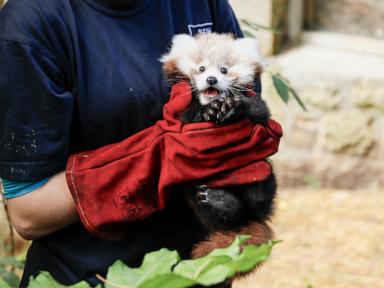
66,82 -> 282,240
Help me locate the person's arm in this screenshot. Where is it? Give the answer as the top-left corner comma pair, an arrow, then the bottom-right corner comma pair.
5,172 -> 79,240
1,2 -> 77,239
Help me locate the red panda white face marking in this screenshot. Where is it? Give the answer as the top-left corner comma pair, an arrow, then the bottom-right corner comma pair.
161,33 -> 263,105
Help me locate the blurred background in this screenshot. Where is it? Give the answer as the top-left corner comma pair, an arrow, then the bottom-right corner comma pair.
0,0 -> 383,287
228,0 -> 384,287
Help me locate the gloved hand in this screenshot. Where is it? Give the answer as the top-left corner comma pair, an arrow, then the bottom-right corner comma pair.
66,81 -> 282,240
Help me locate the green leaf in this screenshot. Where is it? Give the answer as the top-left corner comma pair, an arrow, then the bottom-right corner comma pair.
240,19 -> 281,34
173,234 -> 250,280
104,260 -> 139,287
173,235 -> 256,286
0,279 -> 13,288
28,272 -> 90,288
0,257 -> 24,269
174,256 -> 232,286
241,30 -> 255,38
174,237 -> 278,286
24,237 -> 278,288
193,257 -> 234,285
2,271 -> 20,288
105,248 -> 179,288
0,267 -> 6,275
138,274 -> 195,288
207,235 -> 251,258
225,241 -> 277,274
271,72 -> 307,111
272,74 -> 290,103
289,86 -> 308,111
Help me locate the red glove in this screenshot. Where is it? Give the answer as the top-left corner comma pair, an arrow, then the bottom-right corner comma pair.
66,82 -> 282,240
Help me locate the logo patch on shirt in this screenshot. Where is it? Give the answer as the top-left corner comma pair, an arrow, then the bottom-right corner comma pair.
188,22 -> 213,35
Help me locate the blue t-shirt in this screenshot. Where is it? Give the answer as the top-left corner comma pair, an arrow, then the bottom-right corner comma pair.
0,0 -> 260,286
1,178 -> 49,199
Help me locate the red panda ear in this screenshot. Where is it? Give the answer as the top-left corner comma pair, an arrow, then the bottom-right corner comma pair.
234,38 -> 262,61
160,34 -> 197,64
234,37 -> 264,76
162,59 -> 189,83
170,34 -> 197,53
160,34 -> 198,82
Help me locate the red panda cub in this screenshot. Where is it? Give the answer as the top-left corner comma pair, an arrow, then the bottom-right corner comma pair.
161,33 -> 276,266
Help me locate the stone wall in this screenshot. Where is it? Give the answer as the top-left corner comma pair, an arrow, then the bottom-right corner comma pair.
317,0 -> 384,39
263,32 -> 384,189
229,0 -> 384,189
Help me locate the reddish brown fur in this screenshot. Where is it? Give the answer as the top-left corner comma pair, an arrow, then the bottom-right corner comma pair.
191,221 -> 273,259
162,34 -> 271,283
191,221 -> 273,283
162,58 -> 189,83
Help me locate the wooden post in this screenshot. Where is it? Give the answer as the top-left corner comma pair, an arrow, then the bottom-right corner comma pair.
271,0 -> 288,54
230,0 -> 289,55
230,0 -> 306,54
287,0 -> 304,42
304,0 -> 317,29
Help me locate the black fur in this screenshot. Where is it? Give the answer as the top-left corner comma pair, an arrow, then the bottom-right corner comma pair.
182,88 -> 276,232
182,92 -> 270,125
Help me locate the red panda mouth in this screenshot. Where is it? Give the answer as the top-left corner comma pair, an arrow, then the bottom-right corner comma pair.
202,87 -> 220,98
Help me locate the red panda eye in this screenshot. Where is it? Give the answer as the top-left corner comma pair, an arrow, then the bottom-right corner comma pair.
221,67 -> 228,74
199,66 -> 205,72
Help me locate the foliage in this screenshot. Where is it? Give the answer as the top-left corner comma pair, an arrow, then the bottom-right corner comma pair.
240,19 -> 281,36
20,236 -> 278,288
270,72 -> 307,111
1,190 -> 25,288
0,257 -> 24,288
240,20 -> 307,111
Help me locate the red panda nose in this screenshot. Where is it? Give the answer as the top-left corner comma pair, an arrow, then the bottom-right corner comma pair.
206,76 -> 218,85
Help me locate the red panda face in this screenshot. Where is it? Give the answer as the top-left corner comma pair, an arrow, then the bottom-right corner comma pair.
161,33 -> 263,105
